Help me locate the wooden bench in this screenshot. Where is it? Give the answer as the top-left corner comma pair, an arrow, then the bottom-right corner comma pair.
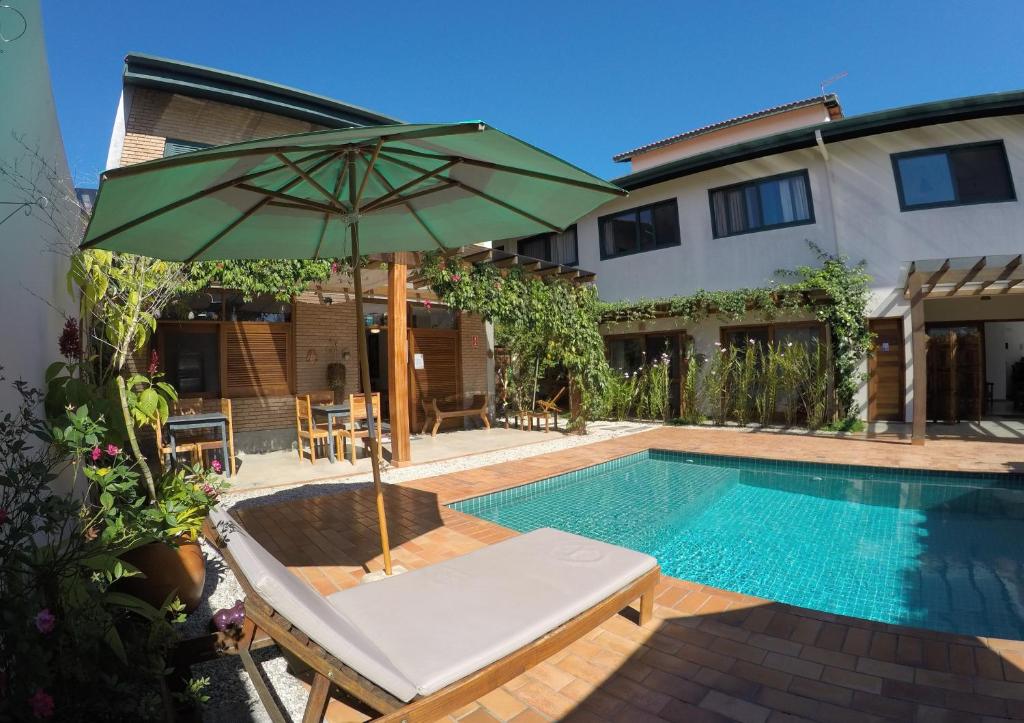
420,394 -> 490,437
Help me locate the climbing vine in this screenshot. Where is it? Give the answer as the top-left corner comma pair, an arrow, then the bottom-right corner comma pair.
597,241 -> 873,423
419,252 -> 610,430
183,258 -> 344,301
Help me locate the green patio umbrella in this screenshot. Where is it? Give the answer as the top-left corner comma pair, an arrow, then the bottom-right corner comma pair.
81,121 -> 625,575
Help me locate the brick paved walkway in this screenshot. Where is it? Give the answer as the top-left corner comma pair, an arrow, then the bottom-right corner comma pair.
231,428 -> 1024,721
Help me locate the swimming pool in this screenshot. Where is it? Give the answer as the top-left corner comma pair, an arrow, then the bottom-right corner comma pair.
450,450 -> 1024,639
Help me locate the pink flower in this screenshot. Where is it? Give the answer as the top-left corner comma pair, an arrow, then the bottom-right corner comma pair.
34,609 -> 56,635
105,443 -> 120,457
147,349 -> 159,375
202,483 -> 216,497
90,447 -> 102,462
423,299 -> 432,310
0,508 -> 7,525
451,273 -> 461,282
29,689 -> 54,719
210,459 -> 223,473
58,318 -> 80,361
331,261 -> 339,274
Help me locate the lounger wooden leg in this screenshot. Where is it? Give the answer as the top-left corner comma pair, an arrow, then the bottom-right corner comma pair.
238,618 -> 288,723
302,673 -> 333,723
432,417 -> 441,437
481,412 -> 490,430
639,589 -> 654,626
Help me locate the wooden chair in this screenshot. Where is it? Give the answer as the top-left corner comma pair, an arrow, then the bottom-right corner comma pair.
420,394 -> 490,437
192,398 -> 236,475
154,397 -> 204,471
343,393 -> 382,464
294,393 -> 342,464
536,389 -> 569,428
206,508 -> 659,723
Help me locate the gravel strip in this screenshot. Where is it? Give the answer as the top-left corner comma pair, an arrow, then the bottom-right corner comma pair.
188,420 -> 654,721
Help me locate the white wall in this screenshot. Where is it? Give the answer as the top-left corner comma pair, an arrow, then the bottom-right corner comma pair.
985,322 -> 1024,400
0,0 -> 73,410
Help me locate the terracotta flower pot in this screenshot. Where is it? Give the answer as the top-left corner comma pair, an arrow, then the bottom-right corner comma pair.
120,537 -> 207,613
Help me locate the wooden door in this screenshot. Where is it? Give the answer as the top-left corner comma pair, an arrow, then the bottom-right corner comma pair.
408,328 -> 461,432
868,318 -> 905,421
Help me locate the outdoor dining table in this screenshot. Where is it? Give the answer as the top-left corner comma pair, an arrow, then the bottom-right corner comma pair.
310,402 -> 351,463
165,412 -> 231,477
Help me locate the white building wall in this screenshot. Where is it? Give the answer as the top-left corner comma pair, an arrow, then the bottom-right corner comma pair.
582,114 -> 1024,423
0,0 -> 73,411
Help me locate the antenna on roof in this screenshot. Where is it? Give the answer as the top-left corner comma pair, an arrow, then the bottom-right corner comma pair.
820,71 -> 848,98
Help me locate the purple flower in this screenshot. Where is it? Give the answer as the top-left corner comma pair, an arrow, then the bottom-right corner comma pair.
210,459 -> 223,474
202,483 -> 216,497
147,349 -> 159,375
105,443 -> 120,457
29,689 -> 54,719
58,318 -> 80,361
90,447 -> 102,462
34,609 -> 56,635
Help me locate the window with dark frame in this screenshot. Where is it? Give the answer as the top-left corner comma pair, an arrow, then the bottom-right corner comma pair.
892,141 -> 1016,211
517,225 -> 578,266
709,170 -> 814,238
598,199 -> 680,260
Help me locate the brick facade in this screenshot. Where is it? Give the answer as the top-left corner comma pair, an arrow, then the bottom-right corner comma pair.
120,87 -> 322,165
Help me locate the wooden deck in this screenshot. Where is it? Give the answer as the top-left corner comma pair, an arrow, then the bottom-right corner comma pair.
231,427 -> 1024,722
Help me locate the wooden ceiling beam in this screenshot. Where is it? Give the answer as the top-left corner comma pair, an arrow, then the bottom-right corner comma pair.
947,256 -> 986,296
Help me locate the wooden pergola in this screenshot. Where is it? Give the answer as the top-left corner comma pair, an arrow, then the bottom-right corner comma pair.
903,254 -> 1024,444
333,245 -> 593,466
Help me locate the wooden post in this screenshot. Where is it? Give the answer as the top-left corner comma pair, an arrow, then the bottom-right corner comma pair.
908,272 -> 927,445
387,253 -> 413,466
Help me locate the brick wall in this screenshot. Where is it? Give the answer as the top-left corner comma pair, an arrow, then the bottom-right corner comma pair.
120,87 -> 323,165
293,291 -> 360,399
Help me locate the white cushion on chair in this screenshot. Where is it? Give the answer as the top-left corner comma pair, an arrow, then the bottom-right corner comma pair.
208,507 -> 419,701
211,508 -> 656,703
327,528 -> 657,697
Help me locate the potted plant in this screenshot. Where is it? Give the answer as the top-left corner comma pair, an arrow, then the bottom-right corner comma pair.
117,463 -> 229,612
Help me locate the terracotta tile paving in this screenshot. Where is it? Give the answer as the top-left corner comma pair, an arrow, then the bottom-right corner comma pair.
231,428 -> 1024,721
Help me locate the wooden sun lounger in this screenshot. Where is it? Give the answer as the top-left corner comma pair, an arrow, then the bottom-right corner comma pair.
206,509 -> 659,723
420,393 -> 491,437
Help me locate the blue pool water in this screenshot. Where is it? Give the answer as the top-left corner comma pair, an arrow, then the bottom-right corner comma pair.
451,450 -> 1024,639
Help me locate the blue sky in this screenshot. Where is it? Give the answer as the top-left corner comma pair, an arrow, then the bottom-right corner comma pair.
45,0 -> 1024,187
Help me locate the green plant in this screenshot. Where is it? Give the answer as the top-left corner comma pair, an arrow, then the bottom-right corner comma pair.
420,254 -> 610,431
0,375 -> 196,721
703,344 -> 735,426
677,346 -> 703,425
636,354 -> 671,420
731,342 -> 760,426
755,343 -> 783,426
184,258 -> 342,301
152,464 -> 228,542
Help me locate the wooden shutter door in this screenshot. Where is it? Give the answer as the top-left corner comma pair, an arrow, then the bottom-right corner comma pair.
868,318 -> 905,421
222,322 -> 293,397
409,328 -> 461,432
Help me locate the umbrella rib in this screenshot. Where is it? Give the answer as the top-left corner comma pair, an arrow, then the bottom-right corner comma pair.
236,184 -> 341,214
360,159 -> 460,213
377,152 -> 562,232
185,152 -> 343,262
314,162 -> 349,260
383,147 -> 625,195
366,158 -> 447,251
354,140 -> 383,210
364,180 -> 458,213
82,149 -> 333,249
275,153 -> 347,211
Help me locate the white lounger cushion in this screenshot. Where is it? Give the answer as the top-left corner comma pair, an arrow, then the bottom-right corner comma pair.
208,507 -> 420,701
212,506 -> 656,703
327,527 -> 657,698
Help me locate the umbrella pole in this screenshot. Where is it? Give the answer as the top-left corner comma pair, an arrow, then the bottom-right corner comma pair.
350,223 -> 394,576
